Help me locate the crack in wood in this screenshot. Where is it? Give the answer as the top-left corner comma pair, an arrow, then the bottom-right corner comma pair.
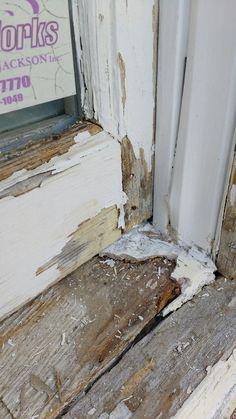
0,255 -> 179,418
65,277 -> 236,418
56,312 -> 169,418
0,397 -> 15,419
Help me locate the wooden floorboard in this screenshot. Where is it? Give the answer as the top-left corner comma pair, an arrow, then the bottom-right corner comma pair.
66,277 -> 236,419
0,256 -> 179,419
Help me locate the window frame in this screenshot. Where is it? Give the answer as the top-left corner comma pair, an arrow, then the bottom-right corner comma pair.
0,0 -> 82,153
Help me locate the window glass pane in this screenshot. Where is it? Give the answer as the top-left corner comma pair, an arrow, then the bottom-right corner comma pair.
0,99 -> 65,134
0,0 -> 79,138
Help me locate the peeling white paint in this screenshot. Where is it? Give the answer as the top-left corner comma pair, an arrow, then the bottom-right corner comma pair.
173,349 -> 236,419
162,248 -> 216,316
0,131 -> 115,193
76,0 -> 157,170
0,2 -> 157,320
0,131 -> 124,320
102,224 -> 216,314
74,130 -> 92,144
101,224 -> 180,261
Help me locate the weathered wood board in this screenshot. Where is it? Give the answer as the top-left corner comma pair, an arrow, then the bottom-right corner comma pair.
0,256 -> 179,418
218,154 -> 236,279
67,277 -> 236,419
0,122 -> 102,182
0,126 -> 125,321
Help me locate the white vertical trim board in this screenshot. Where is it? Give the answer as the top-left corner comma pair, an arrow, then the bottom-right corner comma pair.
153,0 -> 190,235
154,0 -> 236,254
76,0 -> 158,169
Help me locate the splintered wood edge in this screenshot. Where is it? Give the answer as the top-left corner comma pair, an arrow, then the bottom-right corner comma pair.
0,121 -> 102,183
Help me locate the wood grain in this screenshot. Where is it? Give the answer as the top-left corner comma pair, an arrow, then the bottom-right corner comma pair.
0,130 -> 124,321
0,256 -> 179,418
121,137 -> 153,230
0,122 -> 102,183
67,277 -> 236,419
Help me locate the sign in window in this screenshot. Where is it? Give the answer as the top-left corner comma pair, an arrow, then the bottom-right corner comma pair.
0,0 -> 76,115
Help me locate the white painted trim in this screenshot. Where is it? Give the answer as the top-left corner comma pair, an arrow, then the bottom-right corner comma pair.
154,0 -> 236,254
174,349 -> 236,419
76,0 -> 157,169
0,130 -> 124,320
153,0 -> 190,235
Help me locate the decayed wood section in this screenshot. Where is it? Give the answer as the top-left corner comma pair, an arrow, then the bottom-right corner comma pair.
121,137 -> 153,230
67,277 -> 236,419
0,256 -> 179,419
218,154 -> 236,279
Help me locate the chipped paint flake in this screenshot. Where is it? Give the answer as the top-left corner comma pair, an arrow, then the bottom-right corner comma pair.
74,130 -> 92,144
102,224 -> 216,315
76,0 -> 156,170
162,249 -> 216,316
101,224 -> 179,261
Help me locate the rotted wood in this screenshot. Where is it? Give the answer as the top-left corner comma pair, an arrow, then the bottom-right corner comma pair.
121,137 -> 153,230
0,255 -> 179,418
218,154 -> 236,279
67,277 -> 236,419
0,121 -> 102,182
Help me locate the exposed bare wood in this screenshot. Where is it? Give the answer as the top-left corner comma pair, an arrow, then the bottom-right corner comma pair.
36,206 -> 121,279
76,1 -> 156,228
218,154 -> 236,279
0,130 -> 124,321
121,137 -> 153,230
0,256 -> 179,418
67,277 -> 236,419
0,122 -> 102,183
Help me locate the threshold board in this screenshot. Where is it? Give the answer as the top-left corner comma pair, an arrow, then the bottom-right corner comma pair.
0,256 -> 179,419
66,277 -> 236,419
